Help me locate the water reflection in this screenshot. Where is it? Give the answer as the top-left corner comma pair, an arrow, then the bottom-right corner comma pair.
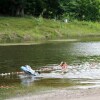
71,42 -> 100,56
19,75 -> 38,86
0,41 -> 100,88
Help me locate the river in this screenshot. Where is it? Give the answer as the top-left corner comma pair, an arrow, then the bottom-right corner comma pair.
0,38 -> 100,99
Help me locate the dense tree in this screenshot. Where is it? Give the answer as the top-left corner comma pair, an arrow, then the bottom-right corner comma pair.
60,0 -> 100,21
42,0 -> 62,19
25,0 -> 62,19
0,0 -> 100,21
10,0 -> 27,16
71,0 -> 100,21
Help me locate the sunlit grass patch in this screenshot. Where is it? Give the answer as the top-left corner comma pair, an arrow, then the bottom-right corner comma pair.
0,17 -> 100,43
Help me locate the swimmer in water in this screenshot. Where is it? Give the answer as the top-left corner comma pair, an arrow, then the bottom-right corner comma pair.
60,61 -> 68,73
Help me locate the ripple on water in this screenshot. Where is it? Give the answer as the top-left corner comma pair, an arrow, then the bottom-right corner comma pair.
0,62 -> 100,88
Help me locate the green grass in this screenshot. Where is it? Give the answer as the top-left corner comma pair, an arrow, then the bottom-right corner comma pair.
0,16 -> 100,43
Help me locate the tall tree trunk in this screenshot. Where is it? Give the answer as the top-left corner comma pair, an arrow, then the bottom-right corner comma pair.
16,7 -> 20,16
20,8 -> 24,16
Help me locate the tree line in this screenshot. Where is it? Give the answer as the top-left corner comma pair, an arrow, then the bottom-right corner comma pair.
0,0 -> 100,21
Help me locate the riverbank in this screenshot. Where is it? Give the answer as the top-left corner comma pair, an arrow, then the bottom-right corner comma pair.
0,17 -> 100,43
6,87 -> 100,100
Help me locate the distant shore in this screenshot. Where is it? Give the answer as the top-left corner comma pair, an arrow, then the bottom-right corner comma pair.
0,17 -> 100,43
0,39 -> 78,46
6,87 -> 100,100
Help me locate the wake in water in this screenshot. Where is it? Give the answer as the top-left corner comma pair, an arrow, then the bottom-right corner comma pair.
18,62 -> 100,80
1,62 -> 100,79
66,62 -> 100,79
1,62 -> 100,88
17,62 -> 100,88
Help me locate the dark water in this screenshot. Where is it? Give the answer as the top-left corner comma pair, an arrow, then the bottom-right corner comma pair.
0,38 -> 100,96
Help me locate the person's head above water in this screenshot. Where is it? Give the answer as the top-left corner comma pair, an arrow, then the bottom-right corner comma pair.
60,61 -> 64,65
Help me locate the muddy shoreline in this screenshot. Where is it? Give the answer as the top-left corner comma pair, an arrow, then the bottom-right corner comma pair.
6,87 -> 100,100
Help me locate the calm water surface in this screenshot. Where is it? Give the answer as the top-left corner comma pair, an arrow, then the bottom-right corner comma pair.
0,38 -> 100,97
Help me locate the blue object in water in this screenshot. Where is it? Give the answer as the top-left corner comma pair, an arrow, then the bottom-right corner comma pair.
21,65 -> 36,76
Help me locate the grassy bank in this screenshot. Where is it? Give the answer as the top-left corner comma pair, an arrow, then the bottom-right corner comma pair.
0,16 -> 100,43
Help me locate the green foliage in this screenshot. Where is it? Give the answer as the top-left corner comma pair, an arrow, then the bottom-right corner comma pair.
60,0 -> 100,21
0,0 -> 100,21
74,0 -> 100,21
